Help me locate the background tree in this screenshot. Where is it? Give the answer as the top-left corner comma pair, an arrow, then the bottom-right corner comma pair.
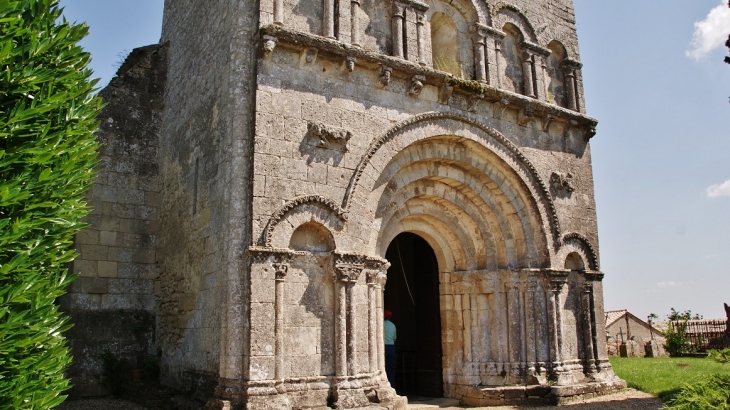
0,0 -> 101,407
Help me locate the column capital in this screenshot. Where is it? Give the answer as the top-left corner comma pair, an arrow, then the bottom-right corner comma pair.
392,1 -> 407,17
410,0 -> 429,13
562,58 -> 583,70
334,263 -> 364,283
273,262 -> 289,281
522,41 -> 551,57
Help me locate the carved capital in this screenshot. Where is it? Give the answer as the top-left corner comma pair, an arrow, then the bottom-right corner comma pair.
274,263 -> 289,281
392,1 -> 407,17
411,0 -> 429,12
408,75 -> 426,97
334,263 -> 364,283
547,271 -> 569,293
550,172 -> 574,193
263,35 -> 278,53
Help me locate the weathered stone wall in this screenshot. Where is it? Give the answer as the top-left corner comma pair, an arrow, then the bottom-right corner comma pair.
62,44 -> 167,397
155,0 -> 258,394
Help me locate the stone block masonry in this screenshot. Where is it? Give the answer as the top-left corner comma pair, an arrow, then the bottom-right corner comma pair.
64,0 -> 625,407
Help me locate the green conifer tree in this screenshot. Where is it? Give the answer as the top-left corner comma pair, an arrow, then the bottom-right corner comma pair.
0,0 -> 101,407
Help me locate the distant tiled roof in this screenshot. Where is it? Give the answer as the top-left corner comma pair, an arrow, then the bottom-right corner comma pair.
605,309 -> 627,327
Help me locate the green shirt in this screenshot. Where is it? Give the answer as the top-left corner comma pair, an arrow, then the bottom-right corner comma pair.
384,319 -> 396,345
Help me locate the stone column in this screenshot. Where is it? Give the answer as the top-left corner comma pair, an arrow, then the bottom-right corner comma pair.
274,262 -> 289,381
392,1 -> 406,58
521,50 -> 536,98
323,0 -> 336,39
506,276 -> 522,380
335,270 -> 348,377
334,262 -> 364,376
415,7 -> 427,65
562,59 -> 582,111
471,25 -> 487,82
350,0 -> 361,46
524,278 -> 537,375
274,0 -> 284,24
366,271 -> 378,373
484,27 -> 505,87
546,272 -> 568,374
462,293 -> 472,363
581,282 -> 597,375
376,272 -> 387,376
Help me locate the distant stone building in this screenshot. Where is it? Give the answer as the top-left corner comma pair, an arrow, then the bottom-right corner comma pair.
61,0 -> 624,407
605,310 -> 662,342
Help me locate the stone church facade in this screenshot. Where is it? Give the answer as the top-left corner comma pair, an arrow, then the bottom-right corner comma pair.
61,0 -> 625,407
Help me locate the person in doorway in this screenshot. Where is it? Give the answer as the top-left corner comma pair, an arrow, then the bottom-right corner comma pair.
384,309 -> 397,386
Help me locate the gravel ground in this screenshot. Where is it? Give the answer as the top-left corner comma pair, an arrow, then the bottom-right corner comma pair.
57,388 -> 662,410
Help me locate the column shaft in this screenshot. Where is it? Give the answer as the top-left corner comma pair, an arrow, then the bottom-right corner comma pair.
522,52 -> 535,98
336,282 -> 347,376
347,282 -> 357,375
474,40 -> 486,82
392,3 -> 405,58
274,0 -> 283,24
416,12 -> 425,65
350,0 -> 360,46
565,70 -> 577,110
323,0 -> 336,38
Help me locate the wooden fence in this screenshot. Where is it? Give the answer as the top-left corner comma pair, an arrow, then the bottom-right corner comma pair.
671,319 -> 730,351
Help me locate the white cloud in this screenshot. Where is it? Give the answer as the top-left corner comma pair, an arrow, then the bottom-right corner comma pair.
706,179 -> 730,198
686,1 -> 730,60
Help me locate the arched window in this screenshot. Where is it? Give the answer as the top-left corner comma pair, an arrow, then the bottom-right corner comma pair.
500,23 -> 524,95
546,40 -> 568,107
430,12 -> 462,77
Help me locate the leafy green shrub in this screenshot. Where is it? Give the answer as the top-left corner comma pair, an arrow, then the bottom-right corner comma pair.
663,373 -> 730,410
708,348 -> 730,364
664,321 -> 692,357
0,0 -> 101,408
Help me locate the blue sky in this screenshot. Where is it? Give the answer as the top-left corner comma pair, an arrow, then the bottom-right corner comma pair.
59,0 -> 730,321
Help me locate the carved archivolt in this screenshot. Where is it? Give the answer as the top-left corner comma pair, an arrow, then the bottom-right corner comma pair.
341,111 -> 563,248
262,194 -> 347,247
490,2 -> 539,43
559,232 -> 599,271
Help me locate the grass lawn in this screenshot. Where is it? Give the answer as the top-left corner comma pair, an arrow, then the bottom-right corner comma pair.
609,356 -> 730,401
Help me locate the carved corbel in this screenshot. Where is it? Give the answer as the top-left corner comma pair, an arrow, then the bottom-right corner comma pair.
563,119 -> 578,139
408,75 -> 426,97
584,125 -> 597,140
542,114 -> 556,133
467,93 -> 484,112
517,107 -> 535,127
550,172 -> 574,193
262,35 -> 278,53
493,98 -> 510,119
378,66 -> 392,87
438,79 -> 453,104
345,56 -> 356,72
303,47 -> 318,64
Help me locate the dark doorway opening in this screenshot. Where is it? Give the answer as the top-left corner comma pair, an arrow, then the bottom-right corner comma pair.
384,232 -> 443,398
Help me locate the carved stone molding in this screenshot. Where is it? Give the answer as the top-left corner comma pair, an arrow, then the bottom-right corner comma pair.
561,232 -> 599,271
263,35 -> 278,53
408,75 -> 426,97
550,171 -> 574,193
307,122 -> 352,152
340,111 -> 564,249
261,195 -> 348,247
